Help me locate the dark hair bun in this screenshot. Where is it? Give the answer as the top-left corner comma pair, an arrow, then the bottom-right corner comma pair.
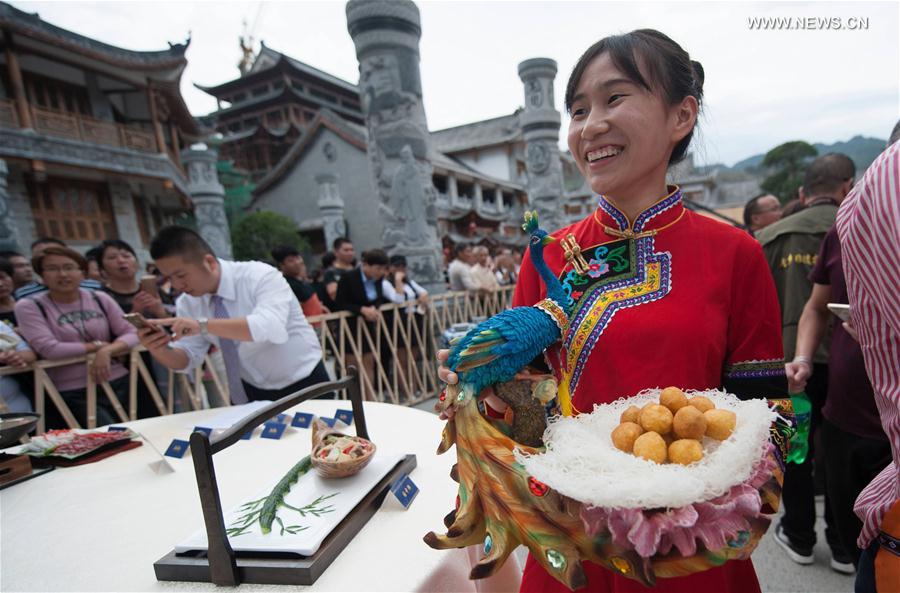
690,60 -> 705,90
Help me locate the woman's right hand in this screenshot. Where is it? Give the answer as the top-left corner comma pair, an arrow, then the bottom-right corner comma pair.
437,348 -> 458,385
436,349 -> 458,420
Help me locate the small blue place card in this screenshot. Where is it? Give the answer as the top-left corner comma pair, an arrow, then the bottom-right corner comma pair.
334,409 -> 354,426
390,474 -> 419,508
276,413 -> 289,424
240,429 -> 253,440
319,417 -> 337,428
193,426 -> 212,437
292,412 -> 313,429
261,422 -> 288,440
164,439 -> 190,458
108,426 -> 128,432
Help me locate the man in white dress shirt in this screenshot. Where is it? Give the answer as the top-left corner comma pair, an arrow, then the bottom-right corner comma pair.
137,227 -> 330,402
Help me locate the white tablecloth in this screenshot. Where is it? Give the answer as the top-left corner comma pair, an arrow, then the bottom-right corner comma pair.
0,401 -> 522,592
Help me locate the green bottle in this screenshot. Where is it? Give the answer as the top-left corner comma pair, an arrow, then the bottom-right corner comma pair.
787,391 -> 811,464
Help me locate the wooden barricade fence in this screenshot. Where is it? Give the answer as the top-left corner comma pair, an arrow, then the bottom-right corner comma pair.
0,286 -> 515,435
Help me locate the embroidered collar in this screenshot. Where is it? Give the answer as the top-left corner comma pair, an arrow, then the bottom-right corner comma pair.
595,186 -> 684,238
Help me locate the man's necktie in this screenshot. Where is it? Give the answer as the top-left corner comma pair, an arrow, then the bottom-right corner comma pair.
210,294 -> 249,405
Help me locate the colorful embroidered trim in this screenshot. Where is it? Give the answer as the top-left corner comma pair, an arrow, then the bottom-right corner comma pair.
725,359 -> 786,379
596,187 -> 683,233
535,298 -> 569,333
597,196 -> 630,230
563,235 -> 673,394
633,189 -> 683,233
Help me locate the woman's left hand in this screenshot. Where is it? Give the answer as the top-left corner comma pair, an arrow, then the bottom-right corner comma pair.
0,350 -> 29,368
132,291 -> 168,318
90,348 -> 113,383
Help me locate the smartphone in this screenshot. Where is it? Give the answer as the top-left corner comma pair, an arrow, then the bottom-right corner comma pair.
123,312 -> 159,331
826,303 -> 851,322
140,275 -> 159,297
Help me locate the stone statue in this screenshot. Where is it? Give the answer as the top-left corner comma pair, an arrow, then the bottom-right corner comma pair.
347,0 -> 447,293
390,145 -> 430,245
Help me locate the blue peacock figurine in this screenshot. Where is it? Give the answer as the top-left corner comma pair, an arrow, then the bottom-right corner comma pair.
442,210 -> 571,410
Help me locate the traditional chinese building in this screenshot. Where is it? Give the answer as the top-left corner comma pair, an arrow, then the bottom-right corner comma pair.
0,2 -> 203,259
197,42 -> 364,182
215,43 -> 584,259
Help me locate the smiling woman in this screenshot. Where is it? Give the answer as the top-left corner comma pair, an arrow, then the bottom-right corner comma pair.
499,30 -> 792,593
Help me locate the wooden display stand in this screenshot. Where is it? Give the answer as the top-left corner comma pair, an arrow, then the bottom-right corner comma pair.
154,367 -> 417,586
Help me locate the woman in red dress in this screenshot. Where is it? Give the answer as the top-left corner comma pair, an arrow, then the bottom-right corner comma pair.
441,29 -> 788,593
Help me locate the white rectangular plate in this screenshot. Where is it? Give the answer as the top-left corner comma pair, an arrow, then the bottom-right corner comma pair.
175,451 -> 407,557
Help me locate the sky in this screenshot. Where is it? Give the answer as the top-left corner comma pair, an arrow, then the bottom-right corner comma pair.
11,0 -> 899,167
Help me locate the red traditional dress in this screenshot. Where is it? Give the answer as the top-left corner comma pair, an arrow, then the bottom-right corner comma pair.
514,187 -> 789,593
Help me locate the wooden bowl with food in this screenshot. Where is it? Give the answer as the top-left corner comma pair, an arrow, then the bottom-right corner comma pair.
310,418 -> 376,479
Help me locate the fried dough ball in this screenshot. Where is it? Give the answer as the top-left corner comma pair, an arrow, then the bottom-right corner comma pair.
668,439 -> 704,465
673,405 -> 708,440
636,402 -> 654,423
687,395 -> 715,413
633,431 -> 667,464
620,405 -> 641,424
611,422 -> 644,453
639,404 -> 674,435
659,387 -> 689,413
704,409 -> 737,440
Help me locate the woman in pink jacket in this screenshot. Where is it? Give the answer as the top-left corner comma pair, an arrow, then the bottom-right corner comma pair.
15,246 -> 138,429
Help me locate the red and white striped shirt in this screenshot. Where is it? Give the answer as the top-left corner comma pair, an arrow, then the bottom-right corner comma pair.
836,139 -> 900,549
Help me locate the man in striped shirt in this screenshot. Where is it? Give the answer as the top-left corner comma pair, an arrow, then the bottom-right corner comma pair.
835,132 -> 900,593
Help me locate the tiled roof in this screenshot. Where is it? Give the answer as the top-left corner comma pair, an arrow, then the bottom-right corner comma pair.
431,112 -> 522,154
0,2 -> 189,69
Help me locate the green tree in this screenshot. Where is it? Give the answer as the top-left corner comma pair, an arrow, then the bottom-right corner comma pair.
760,141 -> 818,203
231,211 -> 308,262
217,159 -> 256,226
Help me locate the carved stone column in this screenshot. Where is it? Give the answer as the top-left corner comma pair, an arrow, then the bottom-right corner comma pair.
182,145 -> 233,260
316,173 -> 347,250
346,0 -> 445,293
0,160 -> 18,252
518,58 -> 565,230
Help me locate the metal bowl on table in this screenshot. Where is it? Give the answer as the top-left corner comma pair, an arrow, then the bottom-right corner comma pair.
0,413 -> 39,449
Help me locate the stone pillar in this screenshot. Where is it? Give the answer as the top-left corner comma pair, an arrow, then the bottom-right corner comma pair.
182,144 -> 233,260
494,187 -> 504,213
518,58 -> 565,230
448,175 -> 459,203
473,182 -> 484,211
0,160 -> 19,252
316,173 -> 347,250
347,0 -> 445,293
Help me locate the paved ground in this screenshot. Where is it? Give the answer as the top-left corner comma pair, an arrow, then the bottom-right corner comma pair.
412,397 -> 855,593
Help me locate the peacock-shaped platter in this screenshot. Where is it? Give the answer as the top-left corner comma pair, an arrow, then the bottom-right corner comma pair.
426,380 -> 788,590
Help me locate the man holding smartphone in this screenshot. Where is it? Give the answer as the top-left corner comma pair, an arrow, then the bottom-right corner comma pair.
136,226 -> 329,403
